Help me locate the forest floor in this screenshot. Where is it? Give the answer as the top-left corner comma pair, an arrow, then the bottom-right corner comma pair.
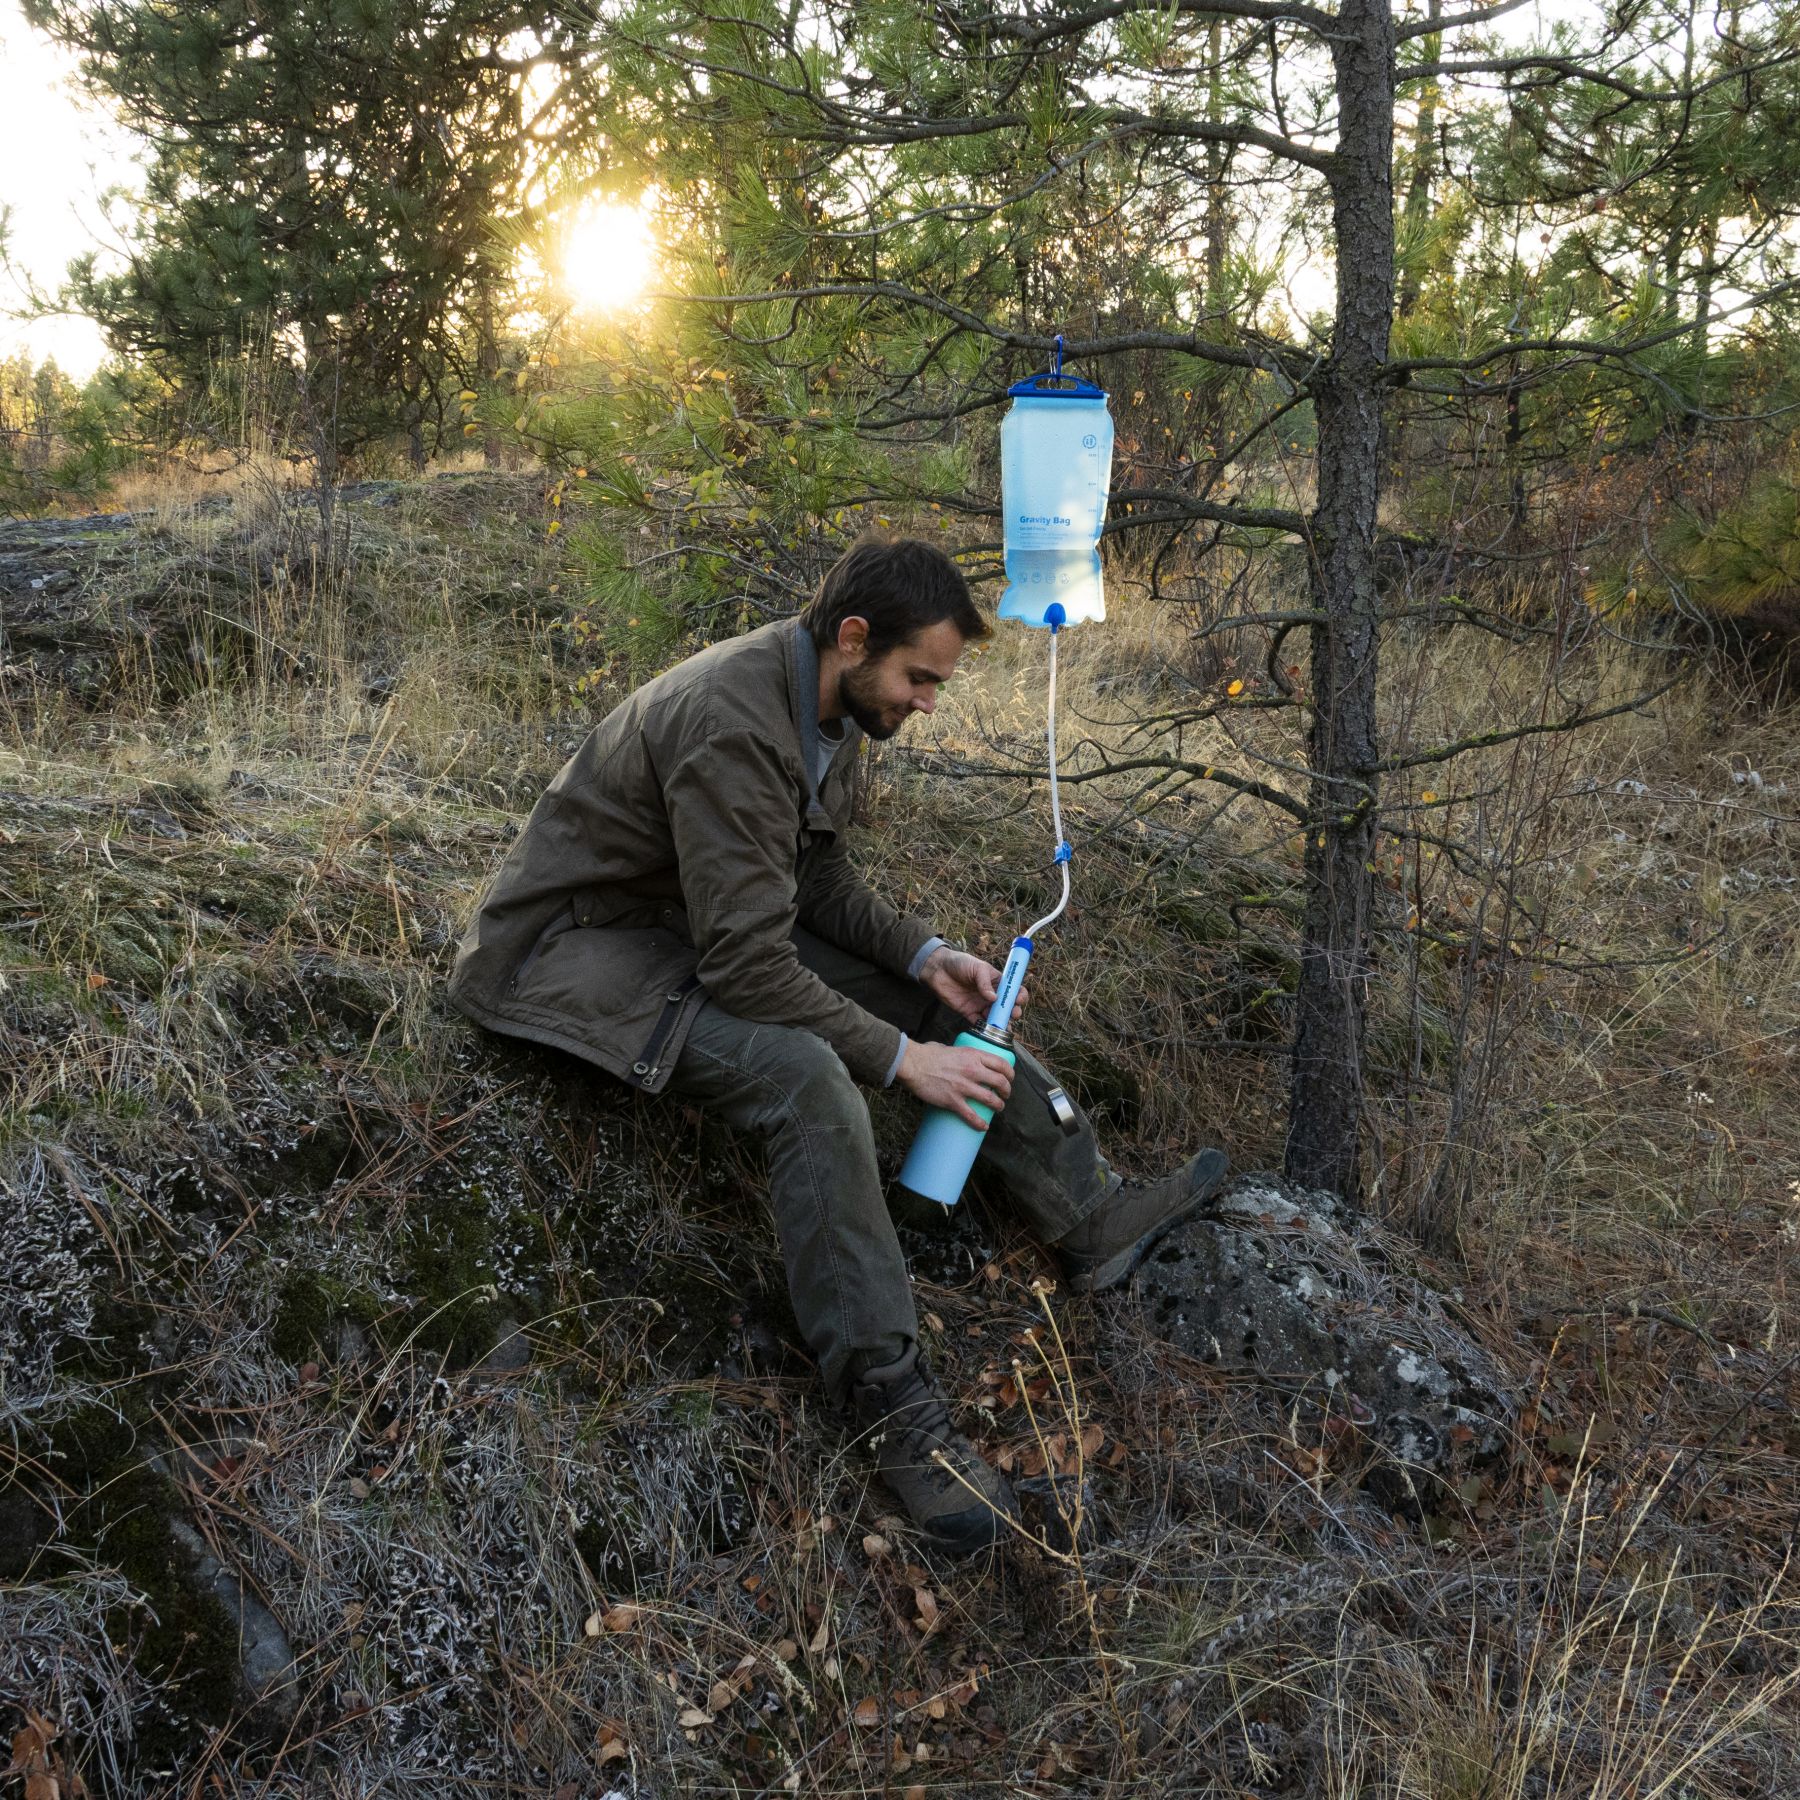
2,472 -> 1797,1798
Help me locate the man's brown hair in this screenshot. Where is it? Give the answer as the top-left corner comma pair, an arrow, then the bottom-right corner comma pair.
800,535 -> 989,656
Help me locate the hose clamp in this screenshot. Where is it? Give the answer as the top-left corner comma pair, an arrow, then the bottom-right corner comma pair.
1044,1085 -> 1080,1135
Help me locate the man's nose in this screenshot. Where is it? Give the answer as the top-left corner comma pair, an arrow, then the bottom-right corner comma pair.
912,691 -> 935,714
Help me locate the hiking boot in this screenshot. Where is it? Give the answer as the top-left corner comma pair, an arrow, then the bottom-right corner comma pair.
848,1343 -> 1017,1556
1055,1148 -> 1230,1294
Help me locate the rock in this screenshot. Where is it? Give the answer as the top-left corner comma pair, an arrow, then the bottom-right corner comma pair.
1132,1173 -> 1514,1470
476,1316 -> 532,1373
167,1519 -> 300,1727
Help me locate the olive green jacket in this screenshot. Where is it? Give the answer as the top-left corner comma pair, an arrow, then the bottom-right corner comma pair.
446,617 -> 937,1091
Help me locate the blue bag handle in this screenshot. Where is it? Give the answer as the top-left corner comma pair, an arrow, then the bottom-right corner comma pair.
1008,332 -> 1108,399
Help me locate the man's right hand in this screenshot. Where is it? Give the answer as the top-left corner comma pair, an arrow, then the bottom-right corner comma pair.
898,1039 -> 1013,1130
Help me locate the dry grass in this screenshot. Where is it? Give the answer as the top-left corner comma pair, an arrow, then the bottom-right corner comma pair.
2,472 -> 1797,1797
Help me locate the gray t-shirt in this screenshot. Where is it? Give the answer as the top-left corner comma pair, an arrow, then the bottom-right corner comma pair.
814,718 -> 847,791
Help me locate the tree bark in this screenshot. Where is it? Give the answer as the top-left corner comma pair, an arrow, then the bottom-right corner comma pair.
1205,17 -> 1228,307
1283,0 -> 1395,1200
1395,0 -> 1441,319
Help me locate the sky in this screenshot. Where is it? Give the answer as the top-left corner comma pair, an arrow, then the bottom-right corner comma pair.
0,0 -> 137,379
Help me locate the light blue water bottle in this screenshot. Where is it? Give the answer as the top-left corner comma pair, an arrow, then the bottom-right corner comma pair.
896,937 -> 1033,1206
998,358 -> 1114,629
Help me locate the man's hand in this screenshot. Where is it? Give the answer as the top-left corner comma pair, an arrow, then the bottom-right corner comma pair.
920,945 -> 1028,1030
898,1039 -> 1014,1130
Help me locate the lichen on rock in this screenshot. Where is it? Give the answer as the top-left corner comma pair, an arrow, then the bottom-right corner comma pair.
1131,1172 -> 1515,1471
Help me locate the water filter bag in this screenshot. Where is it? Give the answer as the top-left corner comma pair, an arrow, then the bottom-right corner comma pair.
998,379 -> 1114,628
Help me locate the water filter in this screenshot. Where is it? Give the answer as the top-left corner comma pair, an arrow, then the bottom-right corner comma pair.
896,939 -> 1033,1206
998,371 -> 1114,628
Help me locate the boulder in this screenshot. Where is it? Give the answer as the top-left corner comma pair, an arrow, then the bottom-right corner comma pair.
1133,1173 -> 1514,1470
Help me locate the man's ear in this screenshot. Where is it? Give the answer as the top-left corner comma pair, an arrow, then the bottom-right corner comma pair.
836,615 -> 871,660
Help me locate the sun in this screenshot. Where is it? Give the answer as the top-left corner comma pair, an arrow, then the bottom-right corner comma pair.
559,200 -> 658,314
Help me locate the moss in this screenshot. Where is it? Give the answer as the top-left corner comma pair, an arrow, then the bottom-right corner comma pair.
47,1407 -> 240,1734
397,1183 -> 500,1363
271,1268 -> 388,1365
271,1272 -> 338,1364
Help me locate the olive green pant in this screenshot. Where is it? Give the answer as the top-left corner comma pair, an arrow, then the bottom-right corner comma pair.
664,928 -> 1113,1403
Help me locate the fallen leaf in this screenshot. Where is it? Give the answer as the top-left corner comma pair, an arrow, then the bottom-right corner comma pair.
601,1603 -> 640,1632
774,1638 -> 798,1661
708,1680 -> 736,1713
808,1615 -> 830,1654
852,1696 -> 881,1729
1078,1421 -> 1104,1458
862,1532 -> 891,1557
913,1587 -> 939,1633
13,1712 -> 56,1764
596,1732 -> 628,1765
677,1707 -> 714,1729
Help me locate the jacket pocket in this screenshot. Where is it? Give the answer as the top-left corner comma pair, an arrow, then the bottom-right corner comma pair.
509,904 -> 576,995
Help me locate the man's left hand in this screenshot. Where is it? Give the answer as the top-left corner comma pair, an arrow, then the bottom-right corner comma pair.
921,945 -> 1027,1030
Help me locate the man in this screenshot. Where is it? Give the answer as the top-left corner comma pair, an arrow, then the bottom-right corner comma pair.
449,537 -> 1227,1554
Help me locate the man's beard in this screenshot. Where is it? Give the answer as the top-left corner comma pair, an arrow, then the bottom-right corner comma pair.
838,665 -> 907,740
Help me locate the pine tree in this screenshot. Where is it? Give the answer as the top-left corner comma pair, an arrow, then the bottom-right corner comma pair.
26,0 -> 557,465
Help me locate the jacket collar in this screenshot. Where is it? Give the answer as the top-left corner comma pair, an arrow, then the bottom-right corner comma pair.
785,617 -> 866,828
785,618 -> 835,829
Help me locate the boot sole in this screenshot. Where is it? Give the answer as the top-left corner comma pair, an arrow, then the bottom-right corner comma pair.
1064,1150 -> 1230,1294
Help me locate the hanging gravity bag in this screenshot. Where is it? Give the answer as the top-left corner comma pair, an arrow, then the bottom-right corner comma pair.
997,363 -> 1115,629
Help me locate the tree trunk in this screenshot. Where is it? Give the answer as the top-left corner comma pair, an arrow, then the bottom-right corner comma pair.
1283,0 -> 1395,1200
1205,18 -> 1228,307
477,281 -> 505,470
1395,0 -> 1441,318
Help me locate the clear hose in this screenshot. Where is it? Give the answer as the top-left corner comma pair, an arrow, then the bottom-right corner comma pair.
1025,625 -> 1071,939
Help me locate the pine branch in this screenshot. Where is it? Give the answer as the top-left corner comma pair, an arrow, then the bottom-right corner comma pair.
664,283 -> 1317,378
1390,277 -> 1800,382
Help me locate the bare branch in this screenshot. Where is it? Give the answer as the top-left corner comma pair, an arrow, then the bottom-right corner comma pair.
928,749 -> 1310,820
1374,661 -> 1692,775
1394,0 -> 1532,40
